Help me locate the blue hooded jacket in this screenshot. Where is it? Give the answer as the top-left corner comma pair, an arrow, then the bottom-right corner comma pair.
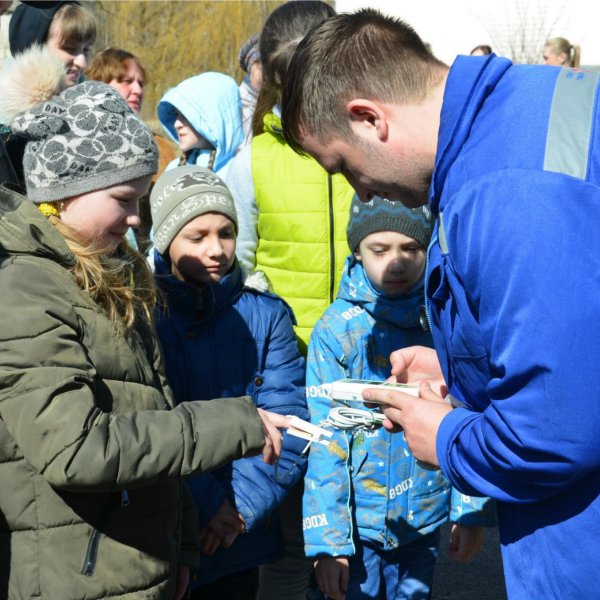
303,257 -> 493,557
428,55 -> 600,598
154,252 -> 308,584
157,72 -> 243,177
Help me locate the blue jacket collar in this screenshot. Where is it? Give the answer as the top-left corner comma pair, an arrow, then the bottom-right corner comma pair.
337,255 -> 424,329
430,54 -> 512,214
154,250 -> 243,322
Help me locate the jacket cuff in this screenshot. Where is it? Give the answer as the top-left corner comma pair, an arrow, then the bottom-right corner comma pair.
436,407 -> 482,496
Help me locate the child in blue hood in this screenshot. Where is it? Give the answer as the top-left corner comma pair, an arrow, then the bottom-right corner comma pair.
157,72 -> 243,177
150,165 -> 308,600
303,195 -> 495,600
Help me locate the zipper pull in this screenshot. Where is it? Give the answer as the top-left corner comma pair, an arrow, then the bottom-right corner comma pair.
121,489 -> 130,507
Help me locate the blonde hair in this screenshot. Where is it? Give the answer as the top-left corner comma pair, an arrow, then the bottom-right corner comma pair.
545,37 -> 580,67
46,213 -> 157,335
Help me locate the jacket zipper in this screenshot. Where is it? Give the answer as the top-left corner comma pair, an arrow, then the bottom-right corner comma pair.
423,230 -> 438,333
328,174 -> 335,303
81,493 -> 122,576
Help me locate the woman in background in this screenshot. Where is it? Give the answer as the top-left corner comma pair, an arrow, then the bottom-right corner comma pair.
543,36 -> 580,67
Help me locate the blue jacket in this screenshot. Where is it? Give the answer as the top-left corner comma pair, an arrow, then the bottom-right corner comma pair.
157,72 -> 243,177
303,257 -> 493,557
154,252 -> 308,583
429,55 -> 600,598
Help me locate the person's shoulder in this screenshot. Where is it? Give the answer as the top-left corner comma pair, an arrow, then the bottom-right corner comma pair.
239,271 -> 288,310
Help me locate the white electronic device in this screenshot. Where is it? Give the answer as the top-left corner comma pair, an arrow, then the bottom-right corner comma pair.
286,416 -> 332,446
330,378 -> 419,404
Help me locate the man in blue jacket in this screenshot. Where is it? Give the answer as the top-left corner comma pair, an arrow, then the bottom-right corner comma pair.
281,8 -> 600,600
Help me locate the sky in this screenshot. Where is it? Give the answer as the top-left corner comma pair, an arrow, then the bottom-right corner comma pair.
336,0 -> 600,66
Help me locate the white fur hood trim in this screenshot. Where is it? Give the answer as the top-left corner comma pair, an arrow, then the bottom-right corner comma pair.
243,269 -> 271,293
0,45 -> 67,125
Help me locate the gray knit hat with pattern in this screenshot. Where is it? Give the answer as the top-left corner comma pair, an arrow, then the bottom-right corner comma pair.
11,79 -> 158,203
347,194 -> 433,252
150,165 -> 238,255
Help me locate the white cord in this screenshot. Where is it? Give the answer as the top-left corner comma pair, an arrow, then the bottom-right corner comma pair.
320,406 -> 385,431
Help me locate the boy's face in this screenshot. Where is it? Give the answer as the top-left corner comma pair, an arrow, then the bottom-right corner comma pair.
168,212 -> 236,287
354,230 -> 426,297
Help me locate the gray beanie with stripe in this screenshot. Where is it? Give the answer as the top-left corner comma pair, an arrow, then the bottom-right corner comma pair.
347,194 -> 433,252
150,165 -> 238,255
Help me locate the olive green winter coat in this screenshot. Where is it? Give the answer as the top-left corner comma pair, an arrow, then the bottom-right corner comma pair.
0,185 -> 265,600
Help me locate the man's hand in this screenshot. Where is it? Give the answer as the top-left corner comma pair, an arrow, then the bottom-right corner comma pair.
314,556 -> 350,600
390,345 -> 447,397
363,381 -> 452,466
200,498 -> 246,555
257,409 -> 290,464
449,524 -> 484,562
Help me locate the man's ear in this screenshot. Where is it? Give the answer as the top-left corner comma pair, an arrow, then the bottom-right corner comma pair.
353,249 -> 362,262
346,99 -> 388,141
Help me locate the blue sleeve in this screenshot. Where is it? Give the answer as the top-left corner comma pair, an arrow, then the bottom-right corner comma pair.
186,473 -> 227,528
436,171 -> 600,502
449,488 -> 496,527
227,299 -> 308,532
303,320 -> 354,557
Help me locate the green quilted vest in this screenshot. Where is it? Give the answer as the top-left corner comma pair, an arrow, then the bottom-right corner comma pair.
252,113 -> 355,354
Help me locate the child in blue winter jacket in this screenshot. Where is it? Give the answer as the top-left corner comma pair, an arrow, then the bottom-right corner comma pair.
304,195 -> 495,600
157,72 -> 243,177
150,166 -> 309,600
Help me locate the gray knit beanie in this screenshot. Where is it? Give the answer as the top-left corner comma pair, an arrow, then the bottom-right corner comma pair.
0,45 -> 158,203
347,194 -> 433,252
150,165 -> 238,255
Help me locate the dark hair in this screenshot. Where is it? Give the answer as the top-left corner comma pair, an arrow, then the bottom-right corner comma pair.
251,0 -> 335,138
281,8 -> 446,152
86,46 -> 147,85
470,44 -> 492,56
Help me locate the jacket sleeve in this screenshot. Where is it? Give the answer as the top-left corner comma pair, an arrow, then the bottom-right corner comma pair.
303,320 -> 354,558
449,489 -> 496,527
226,299 -> 308,532
224,145 -> 258,272
436,171 -> 600,502
0,262 -> 265,492
186,474 -> 227,528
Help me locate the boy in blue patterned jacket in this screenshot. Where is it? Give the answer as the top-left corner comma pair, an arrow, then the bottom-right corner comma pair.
303,195 -> 494,600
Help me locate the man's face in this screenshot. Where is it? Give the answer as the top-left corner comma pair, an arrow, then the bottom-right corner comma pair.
300,130 -> 433,208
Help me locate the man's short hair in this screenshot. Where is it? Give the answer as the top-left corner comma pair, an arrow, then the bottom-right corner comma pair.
282,8 -> 446,152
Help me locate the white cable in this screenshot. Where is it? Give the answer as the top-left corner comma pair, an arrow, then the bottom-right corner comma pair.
320,406 -> 385,431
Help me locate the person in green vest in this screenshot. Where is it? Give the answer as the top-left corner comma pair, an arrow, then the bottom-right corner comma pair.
225,3 -> 355,600
225,0 -> 355,358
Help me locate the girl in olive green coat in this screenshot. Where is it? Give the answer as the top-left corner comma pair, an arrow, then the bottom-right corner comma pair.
0,45 -> 288,600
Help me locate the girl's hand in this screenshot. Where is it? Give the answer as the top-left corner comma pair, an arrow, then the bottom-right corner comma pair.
257,409 -> 290,464
173,565 -> 190,600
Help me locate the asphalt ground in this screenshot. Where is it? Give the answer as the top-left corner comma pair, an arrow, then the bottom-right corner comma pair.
431,522 -> 507,600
